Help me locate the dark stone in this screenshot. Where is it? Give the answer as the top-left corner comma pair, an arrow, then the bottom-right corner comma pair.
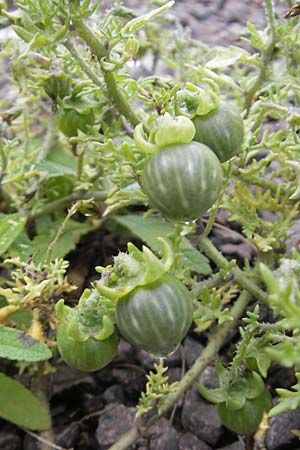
136,349 -> 158,370
181,383 -> 223,446
95,367 -> 117,388
56,421 -> 81,448
0,432 -> 21,450
82,391 -> 104,414
95,404 -> 136,449
51,364 -> 95,395
266,405 -> 300,450
103,384 -> 125,404
200,365 -> 219,390
166,367 -> 182,384
183,337 -> 204,368
114,338 -> 137,364
143,417 -> 180,450
217,441 -> 246,450
111,367 -> 146,401
179,432 -> 212,450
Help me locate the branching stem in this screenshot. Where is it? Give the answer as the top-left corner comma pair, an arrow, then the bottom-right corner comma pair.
196,235 -> 268,305
232,168 -> 290,196
26,190 -> 108,221
64,39 -> 103,88
71,19 -> 142,128
243,0 -> 277,115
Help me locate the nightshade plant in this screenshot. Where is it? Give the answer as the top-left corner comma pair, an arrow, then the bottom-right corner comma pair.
1,0 -> 300,448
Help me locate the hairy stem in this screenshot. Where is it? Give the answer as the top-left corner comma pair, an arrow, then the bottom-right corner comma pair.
64,39 -> 103,87
71,19 -> 141,128
45,205 -> 76,264
109,289 -> 252,450
265,0 -> 277,38
196,235 -> 268,305
26,190 -> 108,221
232,168 -> 291,196
244,0 -> 277,116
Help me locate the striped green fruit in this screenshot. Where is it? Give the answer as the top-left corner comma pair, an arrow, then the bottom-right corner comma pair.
141,142 -> 223,223
57,107 -> 95,138
115,274 -> 193,358
57,322 -> 118,372
217,388 -> 272,434
193,101 -> 244,163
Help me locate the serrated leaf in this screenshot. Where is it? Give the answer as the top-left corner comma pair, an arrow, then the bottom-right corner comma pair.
0,326 -> 52,362
0,372 -> 51,430
269,394 -> 300,417
0,213 -> 27,256
113,215 -> 211,275
246,22 -> 267,50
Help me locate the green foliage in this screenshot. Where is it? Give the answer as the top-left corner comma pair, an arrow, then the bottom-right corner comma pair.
1,0 -> 300,443
113,214 -> 211,275
0,213 -> 27,256
0,372 -> 51,430
0,326 -> 51,361
137,360 -> 178,417
269,373 -> 300,417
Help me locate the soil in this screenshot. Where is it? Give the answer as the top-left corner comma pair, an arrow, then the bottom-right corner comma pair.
0,1 -> 299,450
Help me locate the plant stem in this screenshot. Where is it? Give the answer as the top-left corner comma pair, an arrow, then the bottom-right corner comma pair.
109,289 -> 252,450
26,190 -> 108,221
196,235 -> 268,305
31,363 -> 55,450
244,0 -> 277,116
45,204 -> 76,264
64,39 -> 103,88
36,115 -> 57,163
232,168 -> 290,196
265,0 -> 277,38
71,19 -> 141,128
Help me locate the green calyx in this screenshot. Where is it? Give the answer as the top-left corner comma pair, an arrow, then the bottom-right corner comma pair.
55,289 -> 115,342
198,363 -> 266,410
154,113 -> 195,147
42,72 -> 70,100
174,82 -> 220,118
95,237 -> 174,300
134,113 -> 195,154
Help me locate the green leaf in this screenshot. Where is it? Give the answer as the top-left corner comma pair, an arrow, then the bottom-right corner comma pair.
123,1 -> 174,33
35,159 -> 76,177
0,326 -> 52,362
269,386 -> 300,417
113,215 -> 211,275
46,145 -> 77,170
0,213 -> 27,256
9,308 -> 32,329
205,46 -> 249,69
10,217 -> 97,263
0,372 -> 51,430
